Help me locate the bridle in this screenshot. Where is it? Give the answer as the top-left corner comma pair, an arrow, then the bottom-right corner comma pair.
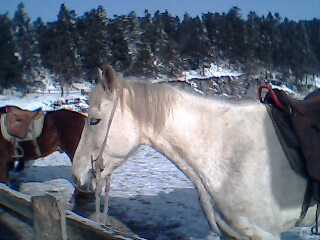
90,88 -> 121,225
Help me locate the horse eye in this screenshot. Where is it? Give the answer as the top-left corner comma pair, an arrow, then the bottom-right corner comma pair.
89,118 -> 101,126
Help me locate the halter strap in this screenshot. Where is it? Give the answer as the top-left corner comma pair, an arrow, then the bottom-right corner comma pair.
94,91 -> 121,171
91,90 -> 121,224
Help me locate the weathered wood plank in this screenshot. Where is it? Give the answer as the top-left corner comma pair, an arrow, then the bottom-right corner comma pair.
66,210 -> 146,240
32,194 -> 67,240
0,183 -> 32,219
0,184 -> 145,240
0,205 -> 35,240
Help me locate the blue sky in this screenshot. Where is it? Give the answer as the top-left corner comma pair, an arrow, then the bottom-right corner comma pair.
0,0 -> 319,22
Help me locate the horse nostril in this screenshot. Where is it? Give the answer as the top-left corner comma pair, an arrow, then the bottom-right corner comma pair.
72,175 -> 80,186
89,183 -> 94,192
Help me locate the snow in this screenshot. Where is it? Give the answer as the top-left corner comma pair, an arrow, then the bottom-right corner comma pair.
151,63 -> 243,84
315,76 -> 320,88
180,63 -> 243,81
0,71 -> 318,240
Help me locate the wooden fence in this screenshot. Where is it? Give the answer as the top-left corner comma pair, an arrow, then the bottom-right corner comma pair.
0,183 -> 145,240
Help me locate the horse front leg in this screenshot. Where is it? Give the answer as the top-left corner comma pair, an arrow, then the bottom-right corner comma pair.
94,177 -> 103,222
102,176 -> 111,225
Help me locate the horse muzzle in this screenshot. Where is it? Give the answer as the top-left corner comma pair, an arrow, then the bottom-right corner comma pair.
72,173 -> 96,193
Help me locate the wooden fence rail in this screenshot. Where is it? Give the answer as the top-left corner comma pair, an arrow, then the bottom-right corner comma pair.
0,183 -> 145,240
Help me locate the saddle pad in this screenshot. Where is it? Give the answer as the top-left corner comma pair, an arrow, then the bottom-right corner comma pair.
1,112 -> 45,141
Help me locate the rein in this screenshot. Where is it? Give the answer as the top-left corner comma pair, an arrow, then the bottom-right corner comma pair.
260,85 -> 320,234
91,91 -> 120,225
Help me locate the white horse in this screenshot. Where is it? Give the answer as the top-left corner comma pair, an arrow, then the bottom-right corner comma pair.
72,64 -> 316,240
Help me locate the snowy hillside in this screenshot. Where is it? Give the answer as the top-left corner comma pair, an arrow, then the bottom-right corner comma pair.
1,63 -> 242,111
0,67 -> 317,240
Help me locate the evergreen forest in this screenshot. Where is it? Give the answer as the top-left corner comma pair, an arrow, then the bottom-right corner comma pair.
0,2 -> 320,93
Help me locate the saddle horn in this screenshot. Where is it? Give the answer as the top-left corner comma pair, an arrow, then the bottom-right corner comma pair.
258,85 -> 285,110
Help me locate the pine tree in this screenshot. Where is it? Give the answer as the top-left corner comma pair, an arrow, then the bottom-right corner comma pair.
0,13 -> 22,90
202,12 -> 217,48
107,14 -> 130,72
140,10 -> 158,53
178,14 -> 210,71
123,11 -> 140,76
77,5 -> 109,80
259,12 -> 281,70
13,2 -> 41,93
155,11 -> 181,76
244,11 -> 263,73
225,7 -> 246,62
305,19 -> 320,76
129,10 -> 156,77
35,19 -> 57,71
245,11 -> 262,57
202,12 -> 225,69
2,5 -> 320,88
130,43 -> 155,76
54,4 -> 81,96
161,10 -> 180,42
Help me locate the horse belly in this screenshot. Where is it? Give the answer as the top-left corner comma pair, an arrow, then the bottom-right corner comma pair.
210,107 -> 311,238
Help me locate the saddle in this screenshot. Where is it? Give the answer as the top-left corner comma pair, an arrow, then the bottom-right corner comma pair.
261,87 -> 320,181
260,86 -> 320,228
258,86 -> 320,229
1,106 -> 44,140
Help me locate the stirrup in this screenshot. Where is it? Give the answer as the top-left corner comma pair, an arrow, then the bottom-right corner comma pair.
311,204 -> 320,235
311,225 -> 320,235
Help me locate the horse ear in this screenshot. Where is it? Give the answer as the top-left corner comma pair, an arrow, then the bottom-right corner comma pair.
98,63 -> 115,93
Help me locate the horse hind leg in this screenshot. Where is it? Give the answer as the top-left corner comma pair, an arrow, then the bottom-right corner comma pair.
195,183 -> 249,239
216,214 -> 281,240
197,185 -> 221,234
198,187 -> 280,240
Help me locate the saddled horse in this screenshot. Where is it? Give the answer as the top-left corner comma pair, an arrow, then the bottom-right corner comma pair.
72,63 -> 316,240
0,106 -> 88,200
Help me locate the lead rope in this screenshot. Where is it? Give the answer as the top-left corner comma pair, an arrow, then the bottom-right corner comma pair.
92,92 -> 120,225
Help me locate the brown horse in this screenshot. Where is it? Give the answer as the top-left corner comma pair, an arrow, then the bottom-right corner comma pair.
0,106 -> 88,201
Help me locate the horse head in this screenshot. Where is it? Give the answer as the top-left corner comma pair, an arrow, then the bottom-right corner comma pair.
72,63 -> 140,192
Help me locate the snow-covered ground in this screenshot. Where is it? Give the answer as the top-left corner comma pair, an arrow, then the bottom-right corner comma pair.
7,135 -> 320,240
0,69 -> 318,240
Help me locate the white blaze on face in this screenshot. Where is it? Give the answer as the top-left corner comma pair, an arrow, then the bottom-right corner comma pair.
72,96 -> 115,190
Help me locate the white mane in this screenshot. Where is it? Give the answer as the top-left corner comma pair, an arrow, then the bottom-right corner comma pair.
90,80 -> 177,133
